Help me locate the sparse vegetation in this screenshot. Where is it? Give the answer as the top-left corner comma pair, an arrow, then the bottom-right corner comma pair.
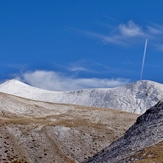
0,92 -> 138,162
126,141 -> 163,162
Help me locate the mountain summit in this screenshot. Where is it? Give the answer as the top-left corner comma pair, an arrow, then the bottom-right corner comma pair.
84,100 -> 163,163
0,80 -> 163,114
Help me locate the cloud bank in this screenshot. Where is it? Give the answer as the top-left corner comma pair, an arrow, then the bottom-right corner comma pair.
17,70 -> 129,91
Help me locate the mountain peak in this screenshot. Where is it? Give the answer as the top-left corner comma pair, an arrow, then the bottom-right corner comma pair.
1,79 -> 28,87
2,79 -> 20,83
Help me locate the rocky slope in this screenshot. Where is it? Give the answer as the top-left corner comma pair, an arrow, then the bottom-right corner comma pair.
0,92 -> 138,163
0,79 -> 163,114
124,140 -> 163,162
84,100 -> 163,163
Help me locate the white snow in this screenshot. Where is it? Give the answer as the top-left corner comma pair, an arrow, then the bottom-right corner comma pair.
0,79 -> 163,114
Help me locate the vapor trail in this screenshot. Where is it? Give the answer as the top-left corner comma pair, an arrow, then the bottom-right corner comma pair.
140,39 -> 148,80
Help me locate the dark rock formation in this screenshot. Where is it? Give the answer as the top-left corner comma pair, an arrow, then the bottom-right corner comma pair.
84,100 -> 163,163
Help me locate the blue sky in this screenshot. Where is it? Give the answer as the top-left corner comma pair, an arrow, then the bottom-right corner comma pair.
1,1 -> 163,91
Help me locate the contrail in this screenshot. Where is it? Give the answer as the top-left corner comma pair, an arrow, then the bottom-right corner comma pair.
140,39 -> 148,80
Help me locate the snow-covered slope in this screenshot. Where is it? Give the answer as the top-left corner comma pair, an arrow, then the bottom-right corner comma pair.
0,79 -> 163,114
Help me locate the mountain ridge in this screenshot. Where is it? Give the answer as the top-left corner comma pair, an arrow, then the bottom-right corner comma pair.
0,79 -> 163,114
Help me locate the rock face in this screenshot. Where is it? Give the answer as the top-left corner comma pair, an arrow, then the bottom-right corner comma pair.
1,80 -> 163,114
84,100 -> 163,163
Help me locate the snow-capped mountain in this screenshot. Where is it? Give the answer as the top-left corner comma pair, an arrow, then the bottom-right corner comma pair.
0,79 -> 163,114
1,80 -> 163,162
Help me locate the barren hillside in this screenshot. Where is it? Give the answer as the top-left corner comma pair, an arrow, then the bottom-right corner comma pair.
85,100 -> 163,163
0,92 -> 138,163
124,141 -> 163,162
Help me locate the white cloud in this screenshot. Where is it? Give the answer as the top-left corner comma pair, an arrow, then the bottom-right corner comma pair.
70,66 -> 88,72
147,24 -> 163,34
17,70 -> 129,91
118,20 -> 144,37
147,26 -> 162,34
68,60 -> 97,73
82,20 -> 163,47
83,30 -> 127,46
68,62 -> 89,72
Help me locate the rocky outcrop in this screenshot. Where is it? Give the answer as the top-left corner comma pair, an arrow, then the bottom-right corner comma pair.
84,100 -> 163,163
